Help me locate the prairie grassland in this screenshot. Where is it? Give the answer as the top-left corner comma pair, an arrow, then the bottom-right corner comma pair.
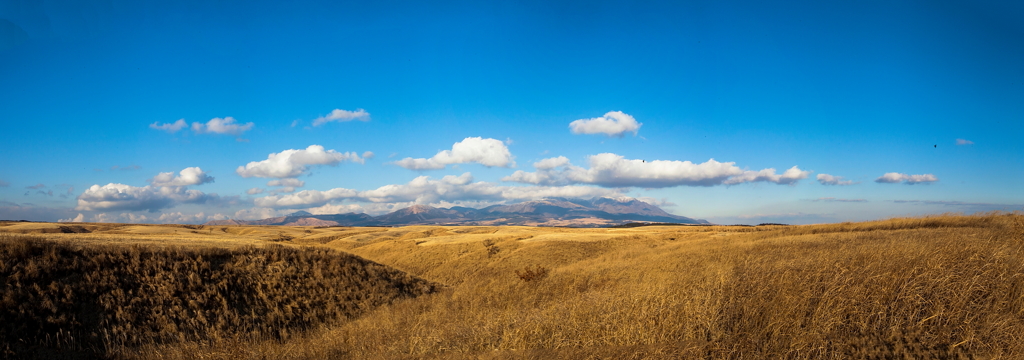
3,213 -> 1023,359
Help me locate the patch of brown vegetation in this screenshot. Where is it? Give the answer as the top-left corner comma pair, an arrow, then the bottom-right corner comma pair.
0,234 -> 439,359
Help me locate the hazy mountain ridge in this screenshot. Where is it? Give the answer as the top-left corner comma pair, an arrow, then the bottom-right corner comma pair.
206,197 -> 708,227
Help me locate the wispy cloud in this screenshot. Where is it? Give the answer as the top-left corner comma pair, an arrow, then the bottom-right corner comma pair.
875,172 -> 938,184
393,137 -> 515,170
191,117 -> 254,136
956,138 -> 974,145
893,200 -> 1021,207
152,117 -> 254,137
26,183 -> 46,189
312,108 -> 370,126
812,197 -> 867,202
816,173 -> 857,186
149,119 -> 188,133
569,111 -> 642,137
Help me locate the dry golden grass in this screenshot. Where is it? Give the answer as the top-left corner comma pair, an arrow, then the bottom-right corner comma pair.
2,213 -> 1023,359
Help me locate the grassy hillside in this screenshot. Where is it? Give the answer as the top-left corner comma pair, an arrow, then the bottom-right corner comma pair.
2,213 -> 1023,359
0,234 -> 439,359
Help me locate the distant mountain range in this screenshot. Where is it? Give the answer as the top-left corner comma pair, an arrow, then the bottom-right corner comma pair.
205,197 -> 709,227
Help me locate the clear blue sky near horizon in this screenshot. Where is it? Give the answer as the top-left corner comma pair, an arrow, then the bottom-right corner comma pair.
1,0 -> 1022,225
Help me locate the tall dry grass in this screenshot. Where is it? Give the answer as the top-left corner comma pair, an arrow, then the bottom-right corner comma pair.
136,213 -> 1024,359
3,213 -> 1022,359
0,234 -> 439,359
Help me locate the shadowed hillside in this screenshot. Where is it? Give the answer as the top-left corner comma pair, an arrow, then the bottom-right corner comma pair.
0,235 -> 439,359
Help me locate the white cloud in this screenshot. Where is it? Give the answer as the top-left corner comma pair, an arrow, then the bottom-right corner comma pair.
723,166 -> 812,185
312,108 -> 370,126
875,172 -> 938,184
246,188 -> 264,195
267,178 -> 305,187
956,139 -> 974,145
90,212 -> 150,224
157,212 -> 211,224
233,207 -> 291,220
270,187 -> 296,194
393,137 -> 515,170
251,172 -> 621,209
149,167 -> 215,187
254,187 -> 360,208
816,174 -> 857,186
58,213 -> 85,222
149,119 -> 188,133
191,117 -> 254,136
569,111 -> 642,137
362,151 -> 375,160
236,145 -> 369,178
502,153 -> 809,188
76,183 -> 219,212
305,203 -> 367,215
534,156 -> 570,170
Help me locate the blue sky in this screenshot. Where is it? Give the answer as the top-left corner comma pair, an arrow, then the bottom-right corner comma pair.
1,0 -> 1022,225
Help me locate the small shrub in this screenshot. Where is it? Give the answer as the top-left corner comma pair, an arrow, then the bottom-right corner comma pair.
515,265 -> 549,282
483,239 -> 500,258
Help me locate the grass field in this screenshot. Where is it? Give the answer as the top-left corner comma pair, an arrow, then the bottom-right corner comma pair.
2,213 -> 1022,359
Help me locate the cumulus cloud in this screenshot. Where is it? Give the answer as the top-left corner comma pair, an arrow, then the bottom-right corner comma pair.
150,119 -> 188,133
191,117 -> 254,136
393,137 -> 515,170
312,108 -> 370,126
76,183 -> 218,212
246,188 -> 264,195
569,111 -> 642,137
76,167 -> 230,212
236,145 -> 369,178
252,172 -> 621,209
875,172 -> 938,184
956,139 -> 974,145
502,154 -> 810,188
149,167 -> 215,187
267,178 -> 305,187
816,173 -> 857,186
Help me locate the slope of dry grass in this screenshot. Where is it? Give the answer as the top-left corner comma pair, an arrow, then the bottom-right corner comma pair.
0,234 -> 439,359
2,213 -> 1022,359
